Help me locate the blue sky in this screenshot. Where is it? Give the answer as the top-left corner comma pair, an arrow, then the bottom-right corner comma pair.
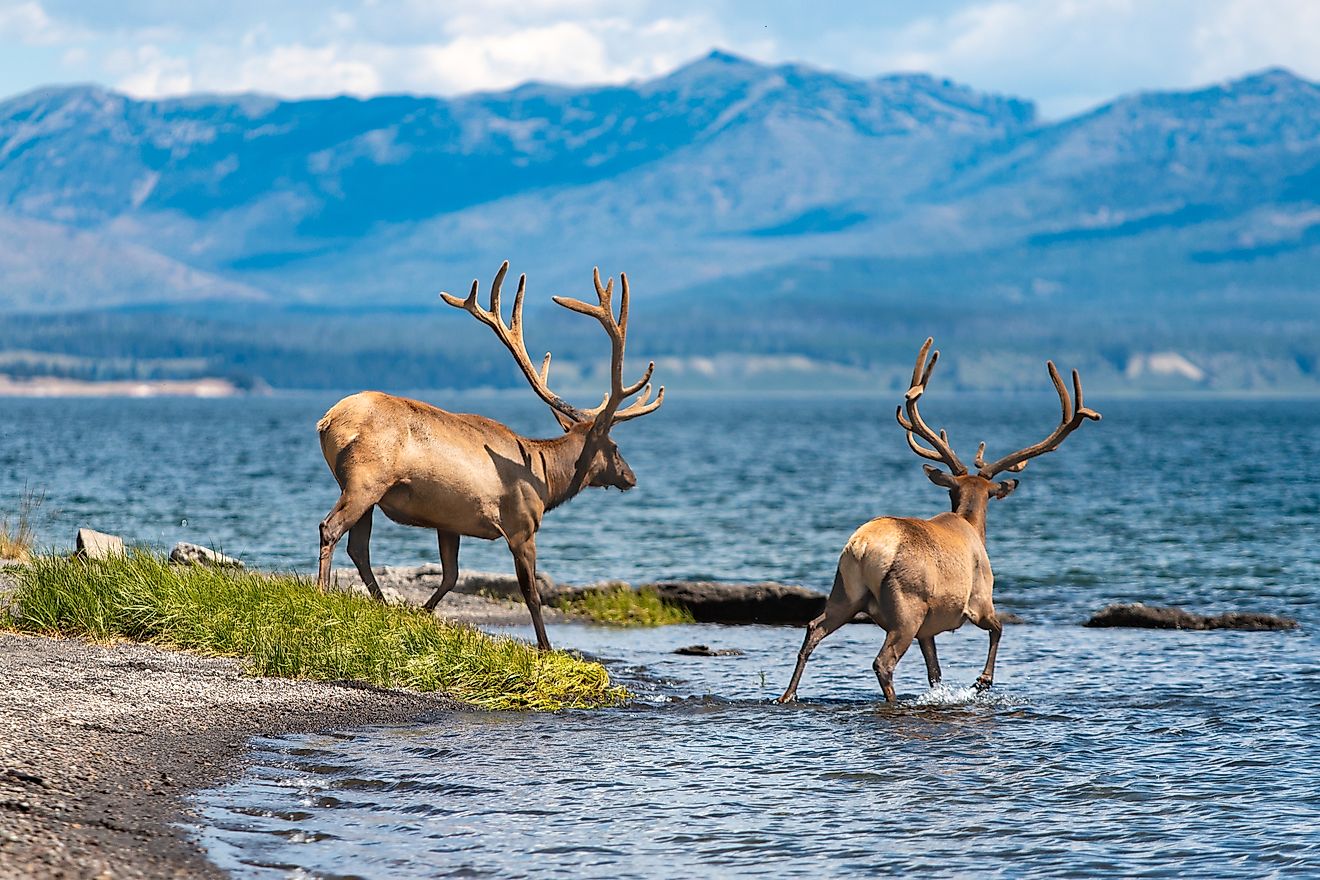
1,0 -> 1317,117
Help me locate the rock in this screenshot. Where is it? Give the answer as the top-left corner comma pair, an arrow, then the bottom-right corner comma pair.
641,581 -> 826,625
168,542 -> 243,568
1084,603 -> 1298,631
673,644 -> 744,656
74,529 -> 124,560
329,565 -> 556,605
998,612 -> 1028,625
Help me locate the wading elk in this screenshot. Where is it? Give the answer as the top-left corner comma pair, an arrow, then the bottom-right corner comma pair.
778,338 -> 1100,703
316,261 -> 664,650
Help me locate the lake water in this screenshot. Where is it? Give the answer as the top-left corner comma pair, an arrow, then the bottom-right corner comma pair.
2,392 -> 1318,876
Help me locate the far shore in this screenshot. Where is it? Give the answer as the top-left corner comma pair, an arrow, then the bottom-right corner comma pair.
0,375 -> 250,398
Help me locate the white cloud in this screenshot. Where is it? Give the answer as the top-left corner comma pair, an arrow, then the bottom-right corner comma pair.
840,0 -> 1320,117
98,7 -> 725,99
0,0 -> 75,44
1,0 -> 1318,110
109,44 -> 192,96
1190,0 -> 1320,83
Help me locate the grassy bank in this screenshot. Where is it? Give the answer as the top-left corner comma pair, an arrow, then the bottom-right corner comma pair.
2,552 -> 626,710
556,584 -> 694,627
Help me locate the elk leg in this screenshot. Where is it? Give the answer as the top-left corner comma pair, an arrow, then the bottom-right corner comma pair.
776,596 -> 862,704
346,507 -> 384,602
973,614 -> 1003,691
509,538 -> 551,651
423,531 -> 461,613
317,490 -> 377,591
872,628 -> 915,703
918,636 -> 942,688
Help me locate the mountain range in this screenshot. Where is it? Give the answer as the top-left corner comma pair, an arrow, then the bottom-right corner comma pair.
0,51 -> 1316,391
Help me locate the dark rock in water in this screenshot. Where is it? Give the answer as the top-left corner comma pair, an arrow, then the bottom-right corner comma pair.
642,581 -> 825,625
1210,611 -> 1299,631
331,565 -> 555,604
673,644 -> 744,657
998,612 -> 1027,625
1084,603 -> 1298,631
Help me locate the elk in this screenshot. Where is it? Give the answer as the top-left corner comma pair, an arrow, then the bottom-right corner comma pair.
315,261 -> 664,650
778,338 -> 1100,703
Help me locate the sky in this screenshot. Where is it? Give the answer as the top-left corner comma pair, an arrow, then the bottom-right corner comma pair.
1,0 -> 1318,118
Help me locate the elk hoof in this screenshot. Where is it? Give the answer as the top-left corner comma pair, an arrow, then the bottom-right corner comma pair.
774,693 -> 797,705
974,675 -> 993,691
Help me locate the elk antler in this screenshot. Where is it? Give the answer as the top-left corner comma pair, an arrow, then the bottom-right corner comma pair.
896,337 -> 967,475
552,268 -> 665,428
441,261 -> 589,426
976,361 -> 1102,478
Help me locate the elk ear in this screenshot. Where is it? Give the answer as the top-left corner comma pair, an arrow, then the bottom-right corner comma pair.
923,465 -> 959,489
991,479 -> 1019,500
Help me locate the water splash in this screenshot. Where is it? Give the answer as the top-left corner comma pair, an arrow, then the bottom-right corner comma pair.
909,681 -> 1025,707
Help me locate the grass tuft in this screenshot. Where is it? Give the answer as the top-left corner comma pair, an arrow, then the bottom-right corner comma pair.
556,584 -> 695,627
0,489 -> 43,561
4,552 -> 627,710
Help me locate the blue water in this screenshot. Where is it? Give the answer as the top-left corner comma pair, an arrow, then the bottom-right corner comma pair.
2,393 -> 1318,876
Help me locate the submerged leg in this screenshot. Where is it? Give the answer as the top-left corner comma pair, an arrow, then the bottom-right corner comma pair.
973,614 -> 1004,691
345,507 -> 384,602
872,628 -> 916,703
509,537 -> 550,651
423,531 -> 461,613
777,569 -> 864,703
918,636 -> 941,688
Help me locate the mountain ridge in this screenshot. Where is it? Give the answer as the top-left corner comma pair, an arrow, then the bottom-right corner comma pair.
0,52 -> 1316,391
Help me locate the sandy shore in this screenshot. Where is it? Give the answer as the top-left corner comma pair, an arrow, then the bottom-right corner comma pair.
0,633 -> 459,879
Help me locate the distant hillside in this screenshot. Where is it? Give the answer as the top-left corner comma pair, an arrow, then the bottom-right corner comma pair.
0,52 -> 1316,391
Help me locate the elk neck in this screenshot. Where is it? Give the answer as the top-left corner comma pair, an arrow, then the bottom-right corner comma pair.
527,427 -> 592,512
952,490 -> 991,544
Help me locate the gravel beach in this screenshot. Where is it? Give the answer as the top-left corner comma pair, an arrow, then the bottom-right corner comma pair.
0,632 -> 460,879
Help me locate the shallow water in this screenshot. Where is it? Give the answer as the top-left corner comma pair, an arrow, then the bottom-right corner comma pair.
3,393 -> 1318,623
196,622 -> 1320,878
2,393 -> 1318,876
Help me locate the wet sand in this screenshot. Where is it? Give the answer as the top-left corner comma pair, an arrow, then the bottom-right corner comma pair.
0,633 -> 459,879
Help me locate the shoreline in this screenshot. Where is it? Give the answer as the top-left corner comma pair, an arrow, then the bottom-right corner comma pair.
0,376 -> 250,398
0,632 -> 459,880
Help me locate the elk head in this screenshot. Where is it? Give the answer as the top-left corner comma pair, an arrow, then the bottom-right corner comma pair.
441,262 -> 664,494
897,337 -> 1101,525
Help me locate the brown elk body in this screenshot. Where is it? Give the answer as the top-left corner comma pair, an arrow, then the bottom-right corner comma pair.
316,262 -> 663,650
778,338 -> 1100,703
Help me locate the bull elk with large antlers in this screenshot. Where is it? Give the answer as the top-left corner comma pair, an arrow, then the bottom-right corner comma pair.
778,338 -> 1100,703
315,261 -> 664,650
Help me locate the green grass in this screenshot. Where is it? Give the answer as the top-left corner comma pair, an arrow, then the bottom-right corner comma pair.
556,584 -> 695,627
3,552 -> 627,710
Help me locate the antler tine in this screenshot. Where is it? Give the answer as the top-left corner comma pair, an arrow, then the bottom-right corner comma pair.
613,383 -> 666,423
977,359 -> 1103,478
487,260 -> 507,315
621,359 -> 654,398
896,338 -> 967,475
510,271 -> 527,335
554,267 -> 663,429
909,337 -> 933,391
1048,362 -> 1074,424
440,262 -> 587,426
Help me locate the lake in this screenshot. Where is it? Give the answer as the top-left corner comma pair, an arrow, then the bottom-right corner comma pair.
2,392 -> 1317,876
